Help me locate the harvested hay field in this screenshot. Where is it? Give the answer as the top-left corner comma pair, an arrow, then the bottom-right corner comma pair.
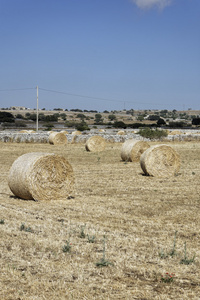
0,141 -> 200,299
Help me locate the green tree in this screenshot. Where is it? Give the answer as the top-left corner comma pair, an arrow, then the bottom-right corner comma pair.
94,113 -> 103,124
108,114 -> 117,121
77,113 -> 86,120
75,121 -> 90,131
0,112 -> 15,123
157,118 -> 166,126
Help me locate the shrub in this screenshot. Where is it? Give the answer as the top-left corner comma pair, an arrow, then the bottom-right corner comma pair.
75,121 -> 90,131
113,121 -> 127,129
0,112 -> 15,123
138,127 -> 168,140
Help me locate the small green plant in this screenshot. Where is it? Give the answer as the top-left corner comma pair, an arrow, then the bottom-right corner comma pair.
159,231 -> 178,258
62,240 -> 72,253
169,230 -> 178,257
0,219 -> 5,224
79,225 -> 86,238
161,272 -> 175,283
180,242 -> 195,265
96,235 -> 113,267
20,223 -> 33,233
87,234 -> 96,243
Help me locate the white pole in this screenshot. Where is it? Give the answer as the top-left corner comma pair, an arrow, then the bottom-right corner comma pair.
36,85 -> 39,132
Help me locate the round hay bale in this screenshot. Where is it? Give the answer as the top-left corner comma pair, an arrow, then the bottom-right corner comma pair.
49,132 -> 67,145
140,144 -> 180,177
19,130 -> 28,133
8,152 -> 74,200
117,130 -> 125,135
72,130 -> 82,135
71,134 -> 79,144
60,130 -> 69,134
121,139 -> 150,162
85,136 -> 106,152
99,129 -> 105,133
169,130 -> 182,135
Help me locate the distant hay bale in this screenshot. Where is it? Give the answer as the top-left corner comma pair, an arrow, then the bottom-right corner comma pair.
85,136 -> 106,152
27,130 -> 35,133
8,152 -> 74,200
99,129 -> 105,133
19,130 -> 28,133
60,130 -> 69,134
121,139 -> 150,162
71,134 -> 79,144
72,130 -> 82,135
117,130 -> 125,135
49,132 -> 67,145
169,130 -> 182,135
140,144 -> 180,177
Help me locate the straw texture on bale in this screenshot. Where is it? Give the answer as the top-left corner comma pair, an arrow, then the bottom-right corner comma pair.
49,132 -> 67,145
85,136 -> 106,152
121,139 -> 150,162
140,144 -> 180,177
8,152 -> 74,200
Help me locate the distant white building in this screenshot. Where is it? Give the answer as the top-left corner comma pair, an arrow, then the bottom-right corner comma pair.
10,106 -> 27,110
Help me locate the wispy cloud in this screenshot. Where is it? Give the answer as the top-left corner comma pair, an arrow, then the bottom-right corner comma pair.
131,0 -> 172,10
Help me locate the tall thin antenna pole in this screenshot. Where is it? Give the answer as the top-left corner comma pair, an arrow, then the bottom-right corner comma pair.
36,85 -> 39,132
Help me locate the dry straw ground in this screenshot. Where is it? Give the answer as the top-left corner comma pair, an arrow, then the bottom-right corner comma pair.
0,140 -> 200,299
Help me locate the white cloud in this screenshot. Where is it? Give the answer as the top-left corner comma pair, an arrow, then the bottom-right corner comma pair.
131,0 -> 172,10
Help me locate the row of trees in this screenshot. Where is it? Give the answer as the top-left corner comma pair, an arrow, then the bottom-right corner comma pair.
1,111 -> 200,130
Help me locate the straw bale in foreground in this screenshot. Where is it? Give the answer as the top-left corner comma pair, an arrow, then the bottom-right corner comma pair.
8,152 -> 74,200
121,139 -> 150,162
140,144 -> 180,177
85,136 -> 106,152
49,132 -> 67,145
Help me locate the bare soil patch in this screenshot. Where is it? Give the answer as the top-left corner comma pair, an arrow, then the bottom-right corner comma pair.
0,141 -> 200,299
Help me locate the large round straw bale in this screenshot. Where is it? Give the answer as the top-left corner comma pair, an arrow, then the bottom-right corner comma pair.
140,144 -> 180,177
121,139 -> 150,162
8,152 -> 74,200
85,136 -> 106,152
49,132 -> 67,145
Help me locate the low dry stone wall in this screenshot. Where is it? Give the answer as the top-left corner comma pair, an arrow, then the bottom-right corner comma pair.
0,130 -> 200,143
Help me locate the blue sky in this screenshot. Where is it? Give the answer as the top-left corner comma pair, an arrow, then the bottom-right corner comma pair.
0,0 -> 199,111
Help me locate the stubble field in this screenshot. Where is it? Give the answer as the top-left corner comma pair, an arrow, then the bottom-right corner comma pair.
0,140 -> 200,299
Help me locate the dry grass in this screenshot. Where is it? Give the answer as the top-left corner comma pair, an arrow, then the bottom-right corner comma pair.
0,141 -> 200,299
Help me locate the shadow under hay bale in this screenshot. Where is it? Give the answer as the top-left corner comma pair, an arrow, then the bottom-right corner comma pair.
85,136 -> 106,152
49,132 -> 68,145
121,139 -> 150,162
140,144 -> 180,177
8,152 -> 74,200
